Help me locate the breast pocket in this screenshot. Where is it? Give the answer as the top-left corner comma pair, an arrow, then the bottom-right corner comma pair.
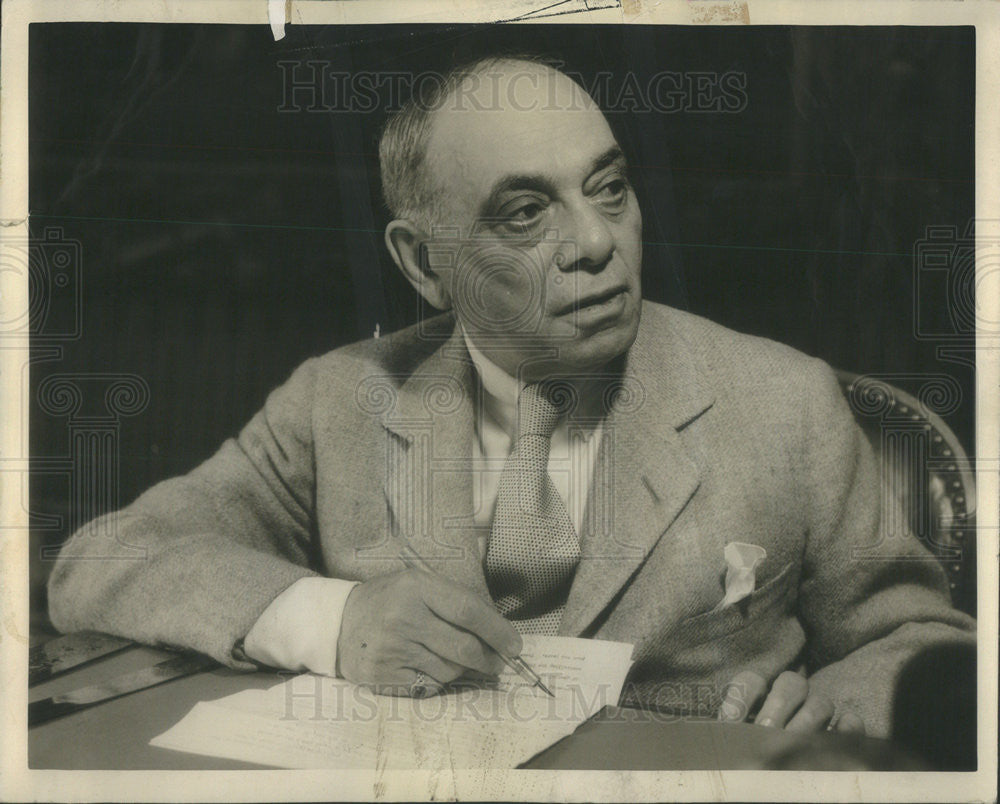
671,561 -> 798,648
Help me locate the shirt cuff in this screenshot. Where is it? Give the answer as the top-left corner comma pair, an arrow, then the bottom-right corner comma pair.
241,576 -> 359,677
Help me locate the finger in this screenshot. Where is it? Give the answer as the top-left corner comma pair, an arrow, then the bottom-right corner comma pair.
755,671 -> 808,728
406,646 -> 466,686
718,671 -> 768,722
784,694 -> 835,734
372,668 -> 446,699
834,711 -> 866,735
406,667 -> 447,699
416,613 -> 506,676
419,580 -> 522,657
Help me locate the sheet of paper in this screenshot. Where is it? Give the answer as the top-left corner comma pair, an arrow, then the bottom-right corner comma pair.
150,636 -> 633,769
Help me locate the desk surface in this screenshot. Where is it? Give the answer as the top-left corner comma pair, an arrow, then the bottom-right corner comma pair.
28,643 -> 905,771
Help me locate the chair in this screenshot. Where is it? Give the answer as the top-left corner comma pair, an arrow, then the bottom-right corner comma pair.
835,370 -> 976,616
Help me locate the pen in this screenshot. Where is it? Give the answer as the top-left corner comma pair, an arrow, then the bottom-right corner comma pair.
398,544 -> 555,697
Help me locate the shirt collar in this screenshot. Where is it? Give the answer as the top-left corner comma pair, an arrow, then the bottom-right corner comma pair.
461,326 -> 605,440
461,327 -> 521,437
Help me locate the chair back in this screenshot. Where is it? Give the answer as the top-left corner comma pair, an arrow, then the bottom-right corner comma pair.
836,371 -> 976,616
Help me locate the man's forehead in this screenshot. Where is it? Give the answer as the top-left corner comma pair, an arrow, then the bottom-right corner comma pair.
424,63 -> 618,196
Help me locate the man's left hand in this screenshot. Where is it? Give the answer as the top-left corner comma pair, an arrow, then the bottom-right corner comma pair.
718,670 -> 866,734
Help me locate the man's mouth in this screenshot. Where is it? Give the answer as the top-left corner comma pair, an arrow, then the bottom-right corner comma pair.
554,285 -> 628,317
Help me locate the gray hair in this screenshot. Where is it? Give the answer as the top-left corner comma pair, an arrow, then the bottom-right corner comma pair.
377,53 -> 565,233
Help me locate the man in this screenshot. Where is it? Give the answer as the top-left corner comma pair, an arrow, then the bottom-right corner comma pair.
48,56 -> 974,739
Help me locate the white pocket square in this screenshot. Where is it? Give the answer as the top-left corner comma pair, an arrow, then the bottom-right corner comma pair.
713,542 -> 767,612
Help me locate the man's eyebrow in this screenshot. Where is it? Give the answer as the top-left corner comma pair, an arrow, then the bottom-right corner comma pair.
589,145 -> 627,176
477,146 -> 628,218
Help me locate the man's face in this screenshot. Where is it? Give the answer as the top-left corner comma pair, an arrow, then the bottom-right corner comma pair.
422,63 -> 643,380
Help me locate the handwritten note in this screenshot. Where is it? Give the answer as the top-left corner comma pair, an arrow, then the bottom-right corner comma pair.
150,636 -> 633,769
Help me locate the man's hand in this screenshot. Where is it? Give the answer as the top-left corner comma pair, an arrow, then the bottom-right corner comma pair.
338,569 -> 523,697
718,670 -> 866,734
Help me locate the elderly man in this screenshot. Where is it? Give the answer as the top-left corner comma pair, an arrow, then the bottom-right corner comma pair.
48,55 -> 974,739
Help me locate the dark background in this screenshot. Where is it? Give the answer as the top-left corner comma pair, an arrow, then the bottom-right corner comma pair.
28,23 -> 976,623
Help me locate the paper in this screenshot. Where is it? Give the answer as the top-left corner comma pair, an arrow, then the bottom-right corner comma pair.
150,636 -> 633,769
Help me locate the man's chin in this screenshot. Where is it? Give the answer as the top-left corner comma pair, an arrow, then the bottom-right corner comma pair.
553,314 -> 640,375
464,305 -> 641,379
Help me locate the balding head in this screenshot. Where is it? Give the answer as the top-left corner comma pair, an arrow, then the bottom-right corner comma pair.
379,55 -> 598,233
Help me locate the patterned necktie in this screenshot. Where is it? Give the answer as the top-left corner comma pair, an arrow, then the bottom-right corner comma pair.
486,382 -> 581,634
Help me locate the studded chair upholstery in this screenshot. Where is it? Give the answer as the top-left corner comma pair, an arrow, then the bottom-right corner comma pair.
836,371 -> 976,616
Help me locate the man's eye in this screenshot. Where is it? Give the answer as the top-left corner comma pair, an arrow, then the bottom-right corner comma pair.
508,202 -> 545,223
494,201 -> 547,236
596,179 -> 629,209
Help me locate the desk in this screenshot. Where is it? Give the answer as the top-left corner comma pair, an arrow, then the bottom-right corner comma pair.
29,644 -> 913,771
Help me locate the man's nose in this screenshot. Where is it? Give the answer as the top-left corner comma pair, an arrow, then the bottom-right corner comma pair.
556,201 -> 615,271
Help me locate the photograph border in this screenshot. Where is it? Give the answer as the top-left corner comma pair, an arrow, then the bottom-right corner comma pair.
1,1 -> 997,801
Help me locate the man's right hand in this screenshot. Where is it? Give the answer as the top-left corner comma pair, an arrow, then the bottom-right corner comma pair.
337,569 -> 522,697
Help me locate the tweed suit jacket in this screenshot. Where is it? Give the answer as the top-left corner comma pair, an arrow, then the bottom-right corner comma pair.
48,301 -> 975,738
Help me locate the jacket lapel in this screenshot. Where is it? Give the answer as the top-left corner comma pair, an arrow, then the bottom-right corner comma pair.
380,324 -> 491,599
560,306 -> 715,636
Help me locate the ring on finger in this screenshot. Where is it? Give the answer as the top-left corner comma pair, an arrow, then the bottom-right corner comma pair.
410,671 -> 429,698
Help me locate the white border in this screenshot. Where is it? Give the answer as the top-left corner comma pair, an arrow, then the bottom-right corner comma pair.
1,1 -> 997,801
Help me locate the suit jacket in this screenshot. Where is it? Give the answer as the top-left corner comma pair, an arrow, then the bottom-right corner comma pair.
48,301 -> 975,737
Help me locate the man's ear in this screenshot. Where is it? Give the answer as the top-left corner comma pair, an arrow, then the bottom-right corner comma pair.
384,219 -> 452,310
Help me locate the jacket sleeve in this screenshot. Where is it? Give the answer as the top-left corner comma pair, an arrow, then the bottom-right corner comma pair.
47,358 -> 325,670
795,361 -> 976,738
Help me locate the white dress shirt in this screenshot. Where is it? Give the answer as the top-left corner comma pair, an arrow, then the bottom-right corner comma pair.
243,332 -> 604,676
465,333 -> 604,542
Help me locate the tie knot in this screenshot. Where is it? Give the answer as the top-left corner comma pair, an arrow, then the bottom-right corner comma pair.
516,382 -> 564,439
